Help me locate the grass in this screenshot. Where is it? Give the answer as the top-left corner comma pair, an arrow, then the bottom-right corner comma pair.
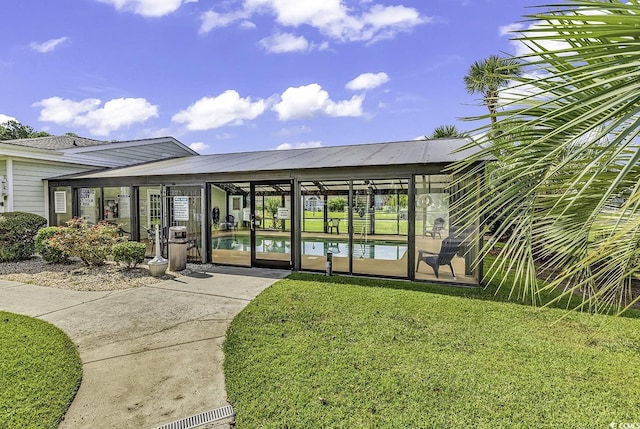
0,311 -> 82,429
301,210 -> 410,235
224,272 -> 640,428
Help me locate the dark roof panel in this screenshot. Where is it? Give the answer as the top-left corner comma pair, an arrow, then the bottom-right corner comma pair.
56,138 -> 487,179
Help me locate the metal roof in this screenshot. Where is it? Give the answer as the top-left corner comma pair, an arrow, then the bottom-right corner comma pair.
57,138 -> 486,180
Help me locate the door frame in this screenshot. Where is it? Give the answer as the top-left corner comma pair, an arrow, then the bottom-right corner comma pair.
250,180 -> 294,269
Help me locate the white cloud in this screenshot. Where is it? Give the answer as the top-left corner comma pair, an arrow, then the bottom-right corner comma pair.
200,10 -> 250,33
239,20 -> 257,29
98,0 -> 191,17
274,125 -> 312,137
189,142 -> 209,153
500,20 -> 573,58
35,97 -> 101,123
346,72 -> 389,91
499,22 -> 525,36
0,114 -> 17,124
273,83 -> 364,121
201,0 -> 427,44
260,32 -> 310,53
172,90 -> 267,130
34,96 -> 159,136
275,141 -> 323,150
30,37 -> 69,53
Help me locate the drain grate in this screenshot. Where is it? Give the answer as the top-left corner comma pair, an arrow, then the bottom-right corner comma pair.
154,405 -> 235,429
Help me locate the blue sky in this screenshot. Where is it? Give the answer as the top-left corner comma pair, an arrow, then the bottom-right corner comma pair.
0,0 -> 534,154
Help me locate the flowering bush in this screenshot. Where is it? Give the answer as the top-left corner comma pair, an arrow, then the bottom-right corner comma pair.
35,226 -> 71,264
49,218 -> 121,266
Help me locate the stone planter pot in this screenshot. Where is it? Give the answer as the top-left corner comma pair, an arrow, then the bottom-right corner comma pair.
148,256 -> 168,277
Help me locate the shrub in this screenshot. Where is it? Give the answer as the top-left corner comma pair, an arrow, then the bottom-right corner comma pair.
0,212 -> 48,262
112,241 -> 146,269
328,198 -> 347,212
35,226 -> 71,264
50,218 -> 121,266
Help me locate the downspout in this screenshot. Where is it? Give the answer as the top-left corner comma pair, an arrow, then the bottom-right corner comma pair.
6,158 -> 13,212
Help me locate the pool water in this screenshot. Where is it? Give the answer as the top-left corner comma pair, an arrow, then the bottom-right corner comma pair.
212,236 -> 407,260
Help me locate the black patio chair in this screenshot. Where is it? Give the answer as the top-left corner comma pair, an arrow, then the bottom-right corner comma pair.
220,214 -> 238,231
416,236 -> 461,279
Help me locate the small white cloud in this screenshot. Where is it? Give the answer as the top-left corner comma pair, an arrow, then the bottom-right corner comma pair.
275,141 -> 323,150
189,142 -> 209,153
200,10 -> 249,33
346,72 -> 389,91
0,114 -> 17,124
98,0 -> 190,17
274,125 -> 312,137
499,22 -> 525,36
239,20 -> 256,29
260,32 -> 310,53
215,132 -> 232,140
359,5 -> 426,42
30,37 -> 69,53
172,90 -> 267,130
34,96 -> 159,136
273,83 -> 364,121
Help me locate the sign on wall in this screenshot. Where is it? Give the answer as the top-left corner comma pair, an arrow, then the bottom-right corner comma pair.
79,188 -> 95,207
118,194 -> 131,218
277,207 -> 290,220
173,197 -> 189,221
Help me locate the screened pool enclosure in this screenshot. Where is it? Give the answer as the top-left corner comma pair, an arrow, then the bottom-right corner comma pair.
48,139 -> 487,285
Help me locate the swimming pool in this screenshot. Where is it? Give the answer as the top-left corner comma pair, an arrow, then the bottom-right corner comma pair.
212,235 -> 407,260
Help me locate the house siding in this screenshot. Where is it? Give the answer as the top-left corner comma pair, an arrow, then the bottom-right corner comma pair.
83,142 -> 192,165
13,160 -> 91,217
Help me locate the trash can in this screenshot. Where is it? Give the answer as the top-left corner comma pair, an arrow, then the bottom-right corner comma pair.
168,226 -> 188,271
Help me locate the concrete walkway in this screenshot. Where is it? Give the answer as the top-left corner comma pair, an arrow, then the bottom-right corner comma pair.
0,266 -> 288,428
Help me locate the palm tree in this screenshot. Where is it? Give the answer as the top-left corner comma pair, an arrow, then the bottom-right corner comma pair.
454,0 -> 640,313
430,125 -> 465,139
463,55 -> 521,126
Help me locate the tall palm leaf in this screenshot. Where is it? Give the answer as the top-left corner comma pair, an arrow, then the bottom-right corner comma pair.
454,0 -> 640,312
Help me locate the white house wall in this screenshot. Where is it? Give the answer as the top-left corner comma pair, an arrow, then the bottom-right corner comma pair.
12,159 -> 92,218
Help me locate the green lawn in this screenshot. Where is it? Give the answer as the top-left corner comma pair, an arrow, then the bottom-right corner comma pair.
301,210 -> 410,235
224,273 -> 640,428
0,312 -> 82,429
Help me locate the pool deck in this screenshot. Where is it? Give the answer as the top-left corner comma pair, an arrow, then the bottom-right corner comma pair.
209,230 -> 476,285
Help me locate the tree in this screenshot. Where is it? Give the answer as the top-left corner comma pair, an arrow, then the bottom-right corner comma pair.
463,55 -> 521,126
454,0 -> 640,313
0,120 -> 51,140
429,125 -> 465,139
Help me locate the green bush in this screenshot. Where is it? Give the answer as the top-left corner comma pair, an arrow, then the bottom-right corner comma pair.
35,226 -> 71,264
112,241 -> 146,269
49,218 -> 121,266
0,212 -> 48,262
328,198 -> 347,212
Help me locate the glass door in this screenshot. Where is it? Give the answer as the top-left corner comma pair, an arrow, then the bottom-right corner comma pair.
251,181 -> 293,269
